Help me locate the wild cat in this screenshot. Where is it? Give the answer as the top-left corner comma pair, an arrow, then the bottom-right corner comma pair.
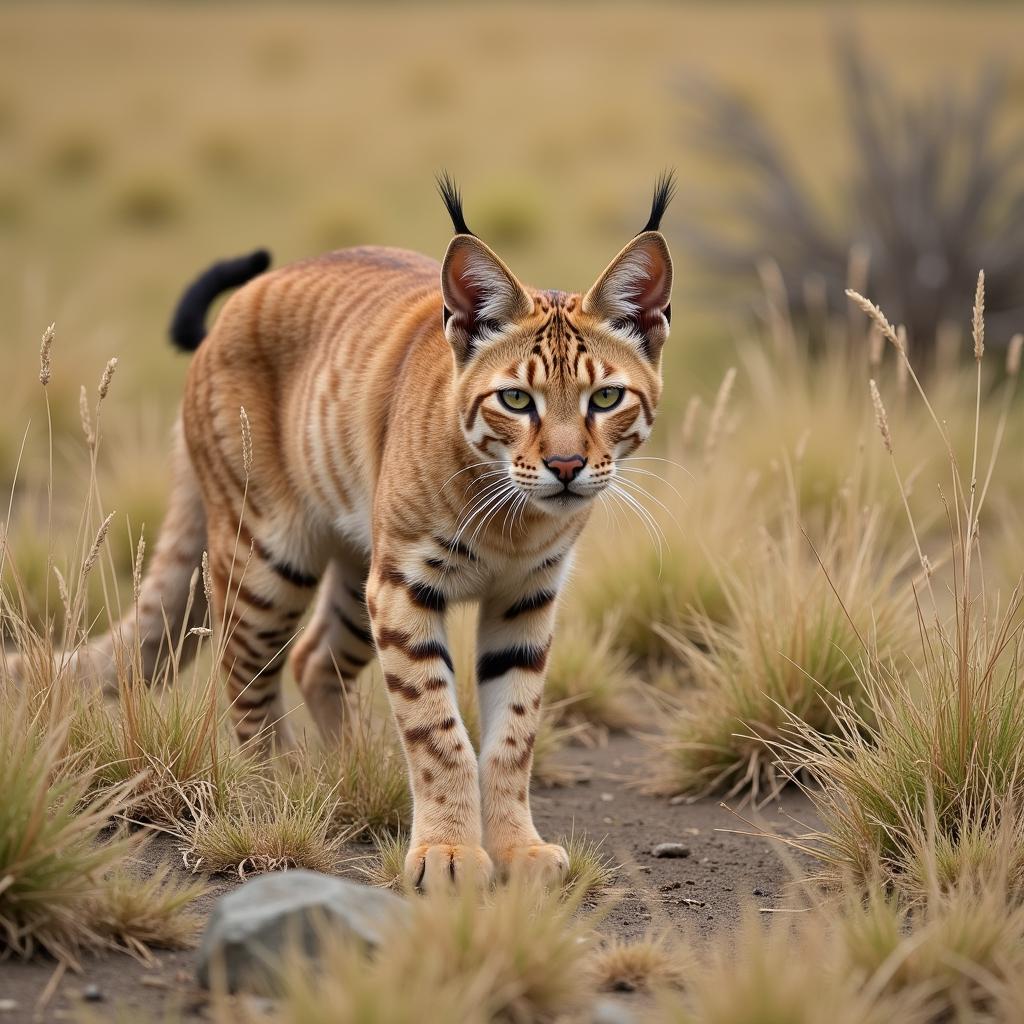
56,175 -> 674,890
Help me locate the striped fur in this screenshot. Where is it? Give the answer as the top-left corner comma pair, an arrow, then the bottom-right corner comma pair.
62,182 -> 673,890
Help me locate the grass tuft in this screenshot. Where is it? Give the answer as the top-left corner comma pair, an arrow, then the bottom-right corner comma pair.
176,765 -> 352,878
255,880 -> 596,1023
89,860 -> 206,957
647,496 -> 913,802
544,609 -> 642,734
588,932 -> 689,994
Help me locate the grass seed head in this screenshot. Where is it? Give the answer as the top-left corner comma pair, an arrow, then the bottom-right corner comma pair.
869,379 -> 893,454
239,405 -> 253,476
98,356 -> 118,400
38,322 -> 55,386
82,511 -> 115,578
972,269 -> 985,360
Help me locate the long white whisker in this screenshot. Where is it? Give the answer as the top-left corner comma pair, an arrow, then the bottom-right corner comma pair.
505,491 -> 531,538
441,479 -> 515,574
616,484 -> 668,556
618,456 -> 694,481
613,474 -> 683,531
441,460 -> 507,491
466,485 -> 518,552
451,481 -> 515,556
615,465 -> 689,506
609,483 -> 665,574
501,489 -> 524,538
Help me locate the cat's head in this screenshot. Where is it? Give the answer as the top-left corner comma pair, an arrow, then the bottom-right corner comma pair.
441,173 -> 673,516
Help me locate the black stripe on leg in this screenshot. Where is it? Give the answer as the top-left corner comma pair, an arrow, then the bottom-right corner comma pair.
253,539 -> 319,588
334,604 -> 373,646
374,628 -> 454,673
231,688 -> 279,711
408,641 -> 454,672
477,643 -> 550,684
235,583 -> 274,611
434,536 -> 477,562
407,580 -> 447,612
533,551 -> 566,573
504,589 -> 556,619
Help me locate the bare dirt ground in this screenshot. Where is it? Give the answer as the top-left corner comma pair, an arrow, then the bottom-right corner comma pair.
1,734 -> 821,1023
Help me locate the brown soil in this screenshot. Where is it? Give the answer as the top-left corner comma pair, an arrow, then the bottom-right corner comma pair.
0,734 -> 821,1023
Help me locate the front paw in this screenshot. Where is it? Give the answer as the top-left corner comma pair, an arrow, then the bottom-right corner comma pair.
491,842 -> 570,886
405,843 -> 494,893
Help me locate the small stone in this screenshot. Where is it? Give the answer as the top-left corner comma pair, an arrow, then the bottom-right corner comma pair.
651,842 -> 691,858
600,792 -> 615,802
0,1000 -> 19,1013
753,887 -> 767,897
592,996 -> 639,1024
197,870 -> 409,992
83,985 -> 103,1003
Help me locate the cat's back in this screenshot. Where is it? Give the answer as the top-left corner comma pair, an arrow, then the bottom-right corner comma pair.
202,245 -> 441,366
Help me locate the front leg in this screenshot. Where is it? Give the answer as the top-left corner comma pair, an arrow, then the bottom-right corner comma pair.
477,556 -> 568,885
367,547 -> 491,891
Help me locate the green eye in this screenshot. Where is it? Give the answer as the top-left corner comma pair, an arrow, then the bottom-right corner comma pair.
590,386 -> 624,411
499,388 -> 534,412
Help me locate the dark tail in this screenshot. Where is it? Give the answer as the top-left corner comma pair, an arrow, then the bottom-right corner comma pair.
169,249 -> 272,352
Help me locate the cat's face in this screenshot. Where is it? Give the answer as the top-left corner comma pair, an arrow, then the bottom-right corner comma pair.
444,230 -> 671,518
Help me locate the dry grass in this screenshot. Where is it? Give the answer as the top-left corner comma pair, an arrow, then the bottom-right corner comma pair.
298,691 -> 411,833
587,931 -> 690,994
88,860 -> 206,957
67,670 -> 261,826
5,9 -> 1024,1014
769,284 -> 1024,901
646,492 -> 913,802
176,765 -> 352,878
242,880 -> 597,1023
0,692 -> 205,963
543,608 -> 643,734
649,898 -> 995,1024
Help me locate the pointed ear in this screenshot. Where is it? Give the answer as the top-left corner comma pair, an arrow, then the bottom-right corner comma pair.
582,231 -> 673,359
441,235 -> 533,363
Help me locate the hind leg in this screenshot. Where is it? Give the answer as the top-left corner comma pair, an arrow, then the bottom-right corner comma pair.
206,515 -> 325,752
289,551 -> 373,744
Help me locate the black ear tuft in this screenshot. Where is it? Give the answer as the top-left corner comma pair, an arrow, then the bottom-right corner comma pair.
436,170 -> 474,236
639,170 -> 676,234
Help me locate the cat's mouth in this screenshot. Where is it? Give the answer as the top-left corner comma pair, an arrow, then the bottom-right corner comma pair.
540,490 -> 589,503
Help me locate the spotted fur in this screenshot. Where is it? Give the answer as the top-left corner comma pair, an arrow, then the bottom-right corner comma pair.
62,177 -> 674,891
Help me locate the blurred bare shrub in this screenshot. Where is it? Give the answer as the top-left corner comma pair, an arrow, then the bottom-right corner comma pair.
681,35 -> 1024,358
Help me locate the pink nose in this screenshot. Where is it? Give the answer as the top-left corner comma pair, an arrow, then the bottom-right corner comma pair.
544,454 -> 586,483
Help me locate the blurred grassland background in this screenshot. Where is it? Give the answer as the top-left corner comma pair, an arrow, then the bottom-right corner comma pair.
1,0 -> 1023,613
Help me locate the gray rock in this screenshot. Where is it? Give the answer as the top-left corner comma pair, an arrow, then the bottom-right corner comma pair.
196,870 -> 408,992
651,842 -> 691,858
591,997 -> 639,1024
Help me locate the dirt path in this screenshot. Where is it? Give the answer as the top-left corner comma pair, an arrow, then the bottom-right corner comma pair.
1,734 -> 821,1022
